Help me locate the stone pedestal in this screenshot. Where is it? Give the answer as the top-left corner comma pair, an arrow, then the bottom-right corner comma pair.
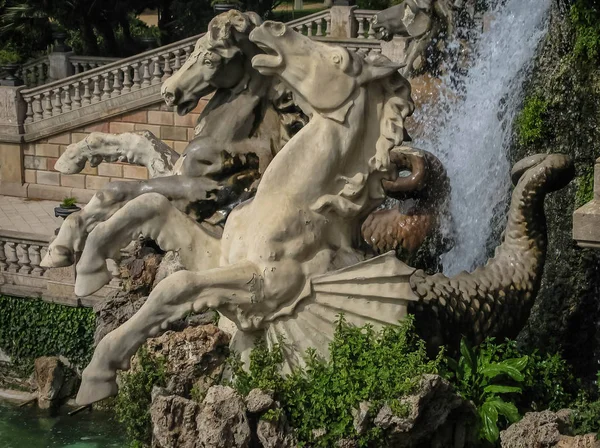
329,6 -> 357,39
48,52 -> 74,82
573,158 -> 600,248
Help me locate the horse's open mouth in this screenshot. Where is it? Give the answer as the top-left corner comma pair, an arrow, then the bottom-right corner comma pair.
250,38 -> 283,73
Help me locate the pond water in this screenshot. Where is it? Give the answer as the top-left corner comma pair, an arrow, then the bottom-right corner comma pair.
0,400 -> 126,448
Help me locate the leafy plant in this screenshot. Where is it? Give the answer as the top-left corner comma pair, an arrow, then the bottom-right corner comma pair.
0,295 -> 96,369
230,315 -> 444,447
571,0 -> 600,62
0,48 -> 20,64
516,94 -> 549,146
575,167 -> 595,209
446,339 -> 528,444
60,196 -> 78,207
115,346 -> 168,448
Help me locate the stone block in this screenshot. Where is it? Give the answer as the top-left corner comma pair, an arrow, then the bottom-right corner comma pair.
36,143 -> 60,158
573,200 -> 600,248
28,184 -> 72,201
48,134 -> 71,145
174,141 -> 188,154
161,126 -> 188,141
61,174 -> 86,189
174,113 -> 200,128
188,128 -> 196,140
23,143 -> 35,156
120,110 -> 148,123
24,155 -> 47,171
80,163 -> 98,175
48,158 -> 58,171
0,142 -> 23,183
109,122 -> 136,134
71,188 -> 96,204
123,165 -> 149,180
37,171 -> 60,186
148,111 -> 174,126
0,182 -> 28,197
112,177 -> 135,183
192,100 -> 207,114
134,123 -> 161,136
86,175 -> 110,190
24,169 -> 36,184
71,132 -> 89,143
84,122 -> 110,133
98,163 -> 123,178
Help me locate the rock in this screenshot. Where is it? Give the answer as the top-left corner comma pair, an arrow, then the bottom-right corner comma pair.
312,428 -> 327,440
153,251 -> 185,288
500,410 -> 600,448
33,357 -> 65,409
374,374 -> 476,447
120,250 -> 162,294
141,324 -> 230,397
151,392 -> 201,448
94,292 -> 147,345
257,413 -> 295,448
246,388 -> 274,414
196,385 -> 251,448
352,401 -> 371,435
336,439 -> 359,448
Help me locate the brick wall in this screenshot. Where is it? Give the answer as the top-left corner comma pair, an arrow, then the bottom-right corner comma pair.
21,99 -> 207,203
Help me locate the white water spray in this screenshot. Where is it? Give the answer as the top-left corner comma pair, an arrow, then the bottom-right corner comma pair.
414,0 -> 552,275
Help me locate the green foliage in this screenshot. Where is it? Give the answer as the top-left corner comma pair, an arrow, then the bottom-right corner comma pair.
0,295 -> 96,369
115,346 -> 168,448
447,339 -> 527,444
570,372 -> 600,437
60,196 -> 78,207
231,315 -> 443,447
570,0 -> 600,62
516,95 -> 550,146
575,167 -> 595,208
0,48 -> 19,63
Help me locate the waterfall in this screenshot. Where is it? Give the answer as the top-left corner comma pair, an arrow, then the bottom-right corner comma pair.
413,0 -> 552,275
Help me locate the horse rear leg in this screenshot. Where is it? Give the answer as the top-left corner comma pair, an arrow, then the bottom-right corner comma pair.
74,192 -> 222,297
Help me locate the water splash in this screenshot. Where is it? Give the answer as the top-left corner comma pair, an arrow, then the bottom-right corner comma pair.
413,0 -> 551,275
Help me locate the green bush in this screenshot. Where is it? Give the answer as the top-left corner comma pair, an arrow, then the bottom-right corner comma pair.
570,0 -> 600,62
575,167 -> 595,209
115,346 -> 168,448
0,49 -> 20,64
446,339 -> 527,444
516,95 -> 549,146
231,315 -> 444,447
0,295 -> 95,369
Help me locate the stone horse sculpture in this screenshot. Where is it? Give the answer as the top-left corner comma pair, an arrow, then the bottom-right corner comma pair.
43,10 -> 450,270
70,17 -> 574,406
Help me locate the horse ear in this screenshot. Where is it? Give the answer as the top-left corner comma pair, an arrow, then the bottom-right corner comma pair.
357,54 -> 405,84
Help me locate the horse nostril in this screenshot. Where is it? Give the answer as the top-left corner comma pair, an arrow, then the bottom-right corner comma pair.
265,21 -> 286,36
162,88 -> 181,105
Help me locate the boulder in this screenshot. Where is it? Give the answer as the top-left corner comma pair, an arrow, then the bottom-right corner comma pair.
501,410 -> 600,448
151,389 -> 201,448
246,388 -> 274,414
153,251 -> 185,288
196,385 -> 251,448
257,413 -> 295,448
33,357 -> 65,409
93,291 -> 147,345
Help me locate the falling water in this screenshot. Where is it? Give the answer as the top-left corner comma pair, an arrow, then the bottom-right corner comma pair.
413,0 -> 552,275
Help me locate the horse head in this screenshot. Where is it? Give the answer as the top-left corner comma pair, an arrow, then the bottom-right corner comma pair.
162,10 -> 262,115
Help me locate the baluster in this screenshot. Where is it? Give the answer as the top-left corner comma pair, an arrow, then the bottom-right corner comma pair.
316,19 -> 323,36
173,49 -> 182,71
357,18 -> 365,38
72,62 -> 79,74
122,66 -> 132,93
82,79 -> 92,106
5,242 -> 18,273
307,20 -> 314,37
101,72 -> 112,100
111,68 -> 122,98
52,88 -> 63,116
42,92 -> 53,119
30,245 -> 44,276
141,60 -> 152,87
92,75 -> 102,103
18,243 -> 31,274
0,241 -> 7,271
162,53 -> 173,81
34,64 -> 41,86
325,17 -> 332,36
183,45 -> 193,61
25,97 -> 34,124
151,56 -> 162,84
72,81 -> 82,108
62,85 -> 72,112
132,63 -> 142,90
32,95 -> 43,121
367,18 -> 376,39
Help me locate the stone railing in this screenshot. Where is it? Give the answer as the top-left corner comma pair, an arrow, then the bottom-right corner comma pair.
354,9 -> 378,39
286,7 -> 378,39
0,229 -> 121,306
573,158 -> 600,249
287,9 -> 333,36
70,55 -> 121,75
21,56 -> 51,88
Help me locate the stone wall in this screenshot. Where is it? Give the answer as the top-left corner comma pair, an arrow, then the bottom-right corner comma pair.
1,98 -> 207,203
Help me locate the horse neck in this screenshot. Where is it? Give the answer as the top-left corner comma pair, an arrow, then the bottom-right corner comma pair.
195,67 -> 273,143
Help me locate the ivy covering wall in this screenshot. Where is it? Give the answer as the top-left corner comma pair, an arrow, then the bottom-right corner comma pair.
0,295 -> 96,369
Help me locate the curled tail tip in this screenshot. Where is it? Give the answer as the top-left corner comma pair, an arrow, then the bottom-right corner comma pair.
510,153 -> 574,187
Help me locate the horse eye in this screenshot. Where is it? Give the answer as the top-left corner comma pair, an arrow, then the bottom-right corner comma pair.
332,54 -> 341,64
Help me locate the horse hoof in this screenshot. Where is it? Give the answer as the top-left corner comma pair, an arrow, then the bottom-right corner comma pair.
76,368 -> 118,406
40,245 -> 74,268
74,266 -> 112,297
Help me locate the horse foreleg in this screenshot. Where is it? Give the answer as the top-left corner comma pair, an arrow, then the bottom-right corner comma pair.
76,262 -> 262,405
74,192 -> 222,297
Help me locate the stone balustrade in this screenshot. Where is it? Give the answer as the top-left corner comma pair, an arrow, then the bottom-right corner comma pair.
573,158 -> 600,249
70,55 -> 121,75
21,56 -> 51,88
0,229 -> 121,306
287,10 -> 332,37
354,9 -> 378,39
